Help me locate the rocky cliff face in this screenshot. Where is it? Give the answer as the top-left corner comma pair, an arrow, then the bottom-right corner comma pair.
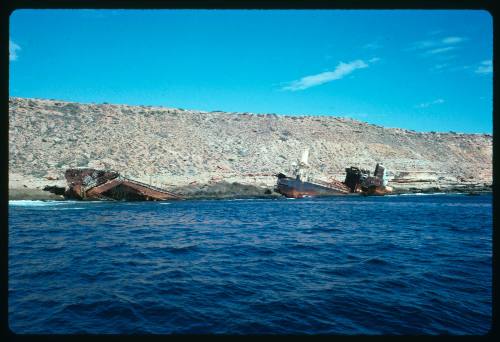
8,97 -> 492,194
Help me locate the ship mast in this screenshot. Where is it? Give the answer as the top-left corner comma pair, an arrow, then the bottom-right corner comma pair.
294,148 -> 310,181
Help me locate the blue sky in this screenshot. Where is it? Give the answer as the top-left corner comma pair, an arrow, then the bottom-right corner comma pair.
9,9 -> 492,133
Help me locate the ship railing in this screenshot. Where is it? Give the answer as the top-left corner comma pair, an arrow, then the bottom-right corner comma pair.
311,178 -> 350,192
119,176 -> 180,197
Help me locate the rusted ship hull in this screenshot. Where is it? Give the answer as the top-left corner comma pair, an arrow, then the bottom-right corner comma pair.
276,175 -> 350,199
275,163 -> 393,198
362,185 -> 393,196
64,168 -> 181,201
344,165 -> 393,196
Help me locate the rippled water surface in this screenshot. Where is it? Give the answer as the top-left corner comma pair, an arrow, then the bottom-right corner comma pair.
9,194 -> 492,334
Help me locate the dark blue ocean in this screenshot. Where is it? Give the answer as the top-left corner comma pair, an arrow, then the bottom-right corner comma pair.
8,194 -> 492,334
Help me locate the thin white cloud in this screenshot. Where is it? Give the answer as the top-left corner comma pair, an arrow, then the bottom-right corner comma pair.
415,98 -> 445,108
9,40 -> 21,61
407,35 -> 466,57
475,60 -> 492,74
368,57 -> 381,63
425,46 -> 456,55
282,60 -> 369,91
441,36 -> 465,44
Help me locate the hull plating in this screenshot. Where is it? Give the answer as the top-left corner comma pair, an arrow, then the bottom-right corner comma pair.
276,178 -> 349,198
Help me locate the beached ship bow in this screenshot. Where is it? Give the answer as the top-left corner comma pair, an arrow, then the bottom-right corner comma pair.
64,168 -> 182,201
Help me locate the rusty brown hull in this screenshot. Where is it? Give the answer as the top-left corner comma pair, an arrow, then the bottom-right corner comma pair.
64,168 -> 181,201
363,186 -> 392,196
276,176 -> 350,198
344,165 -> 392,196
275,162 -> 393,198
277,187 -> 321,199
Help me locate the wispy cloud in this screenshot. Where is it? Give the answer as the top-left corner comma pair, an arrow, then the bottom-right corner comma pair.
475,60 -> 492,74
441,36 -> 465,44
407,35 -> 466,58
424,46 -> 456,55
415,98 -> 445,108
282,60 -> 369,91
9,40 -> 21,61
368,57 -> 381,63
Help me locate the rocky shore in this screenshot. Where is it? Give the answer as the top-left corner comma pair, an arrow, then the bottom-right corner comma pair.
9,97 -> 492,200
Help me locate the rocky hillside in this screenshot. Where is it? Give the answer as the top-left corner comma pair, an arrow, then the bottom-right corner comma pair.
8,97 -> 492,195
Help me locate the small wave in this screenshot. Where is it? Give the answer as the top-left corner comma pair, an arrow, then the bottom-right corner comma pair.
289,243 -> 321,252
22,269 -> 62,279
362,257 -> 390,266
159,202 -> 171,205
139,302 -> 179,319
79,270 -> 113,282
167,244 -> 199,253
95,304 -> 139,320
392,192 -> 467,197
59,300 -> 141,321
9,200 -> 116,207
9,200 -> 68,206
378,278 -> 410,289
442,203 -> 491,208
44,245 -> 65,252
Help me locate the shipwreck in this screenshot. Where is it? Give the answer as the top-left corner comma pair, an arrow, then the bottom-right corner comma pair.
275,149 -> 351,198
275,149 -> 393,198
63,168 -> 182,201
344,164 -> 393,196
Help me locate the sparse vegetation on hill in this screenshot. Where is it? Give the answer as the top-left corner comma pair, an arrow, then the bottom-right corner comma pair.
8,97 -> 492,198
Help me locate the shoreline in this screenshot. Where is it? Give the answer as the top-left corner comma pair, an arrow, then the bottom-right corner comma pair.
8,183 -> 492,201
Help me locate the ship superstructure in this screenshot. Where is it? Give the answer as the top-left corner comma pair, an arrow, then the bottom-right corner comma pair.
275,149 -> 351,198
275,149 -> 392,198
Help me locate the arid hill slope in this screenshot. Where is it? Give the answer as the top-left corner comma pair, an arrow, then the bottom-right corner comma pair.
8,97 -> 492,194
